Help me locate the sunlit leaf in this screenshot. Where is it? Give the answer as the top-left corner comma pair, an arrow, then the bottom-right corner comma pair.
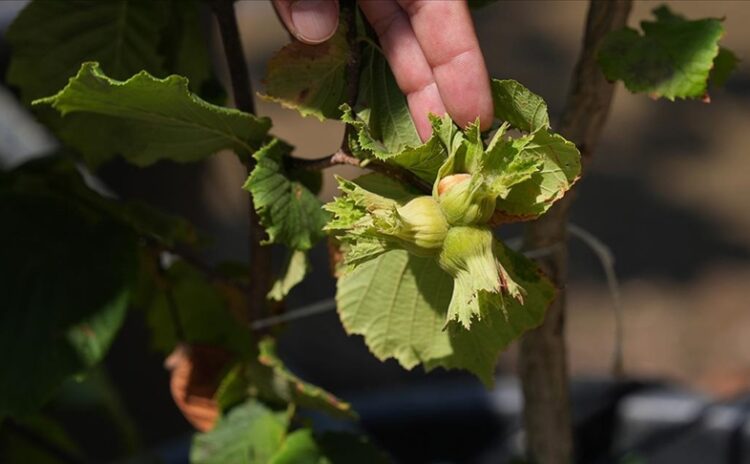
268,250 -> 310,301
336,245 -> 553,385
491,79 -> 550,133
35,63 -> 269,166
244,139 -> 329,251
598,6 -> 729,100
190,400 -> 288,464
269,429 -> 389,464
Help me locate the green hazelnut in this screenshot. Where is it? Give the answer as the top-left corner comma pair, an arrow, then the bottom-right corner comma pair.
391,196 -> 449,255
437,174 -> 495,226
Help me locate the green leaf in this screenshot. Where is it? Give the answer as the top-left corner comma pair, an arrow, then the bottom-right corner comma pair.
336,250 -> 455,371
268,250 -> 310,301
160,0 -> 222,98
710,47 -> 739,89
0,191 -> 137,416
268,429 -> 321,464
3,155 -> 198,247
269,429 -> 389,464
261,23 -> 349,120
336,246 -> 552,385
190,400 -> 289,464
493,129 -> 581,220
216,338 -> 354,419
35,62 -> 270,166
6,0 -> 167,105
257,339 -> 355,419
491,80 -> 550,133
478,129 -> 542,199
6,0 -> 225,167
0,415 -> 85,464
111,201 -> 198,247
597,5 -> 726,100
343,107 -> 450,184
361,47 -> 422,152
142,261 -> 252,356
244,139 -> 329,251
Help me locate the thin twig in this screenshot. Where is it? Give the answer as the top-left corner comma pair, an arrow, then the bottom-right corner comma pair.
288,150 -> 361,171
251,298 -> 336,331
211,0 -> 270,323
289,150 -> 432,193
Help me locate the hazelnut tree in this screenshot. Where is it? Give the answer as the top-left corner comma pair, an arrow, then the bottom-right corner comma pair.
0,0 -> 735,463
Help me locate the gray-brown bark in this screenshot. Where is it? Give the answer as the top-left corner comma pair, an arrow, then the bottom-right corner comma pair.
518,1 -> 633,463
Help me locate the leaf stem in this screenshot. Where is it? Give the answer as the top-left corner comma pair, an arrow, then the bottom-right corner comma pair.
211,0 -> 271,323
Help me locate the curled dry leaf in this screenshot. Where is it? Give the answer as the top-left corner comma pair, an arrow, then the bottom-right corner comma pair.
165,344 -> 233,432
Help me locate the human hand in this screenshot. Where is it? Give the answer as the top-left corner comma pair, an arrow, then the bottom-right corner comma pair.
272,0 -> 493,141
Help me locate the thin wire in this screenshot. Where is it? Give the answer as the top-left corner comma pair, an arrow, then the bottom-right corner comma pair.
567,223 -> 624,378
251,298 -> 336,331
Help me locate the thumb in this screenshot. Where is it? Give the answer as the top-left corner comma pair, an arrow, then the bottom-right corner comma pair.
272,0 -> 339,44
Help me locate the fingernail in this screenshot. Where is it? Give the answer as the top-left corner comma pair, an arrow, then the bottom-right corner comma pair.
291,0 -> 338,44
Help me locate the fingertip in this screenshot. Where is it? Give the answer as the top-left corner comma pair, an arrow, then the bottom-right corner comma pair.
433,50 -> 493,133
273,0 -> 339,45
291,0 -> 339,44
407,82 -> 447,142
414,114 -> 434,142
478,90 -> 494,132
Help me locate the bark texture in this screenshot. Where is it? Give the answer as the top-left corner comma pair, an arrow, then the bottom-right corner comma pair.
518,2 -> 633,463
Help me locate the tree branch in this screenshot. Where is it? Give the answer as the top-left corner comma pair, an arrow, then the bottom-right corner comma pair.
518,2 -> 633,463
211,0 -> 255,115
211,0 -> 270,323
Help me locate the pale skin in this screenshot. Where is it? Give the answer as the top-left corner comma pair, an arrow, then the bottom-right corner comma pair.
272,0 -> 493,141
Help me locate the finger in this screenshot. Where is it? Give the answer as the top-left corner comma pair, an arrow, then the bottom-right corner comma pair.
359,0 -> 446,141
272,0 -> 339,44
397,0 -> 493,131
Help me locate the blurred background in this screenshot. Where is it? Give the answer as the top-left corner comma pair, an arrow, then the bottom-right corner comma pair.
1,1 -> 749,463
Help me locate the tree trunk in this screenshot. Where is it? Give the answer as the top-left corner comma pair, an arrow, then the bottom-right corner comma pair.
518,2 -> 633,463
